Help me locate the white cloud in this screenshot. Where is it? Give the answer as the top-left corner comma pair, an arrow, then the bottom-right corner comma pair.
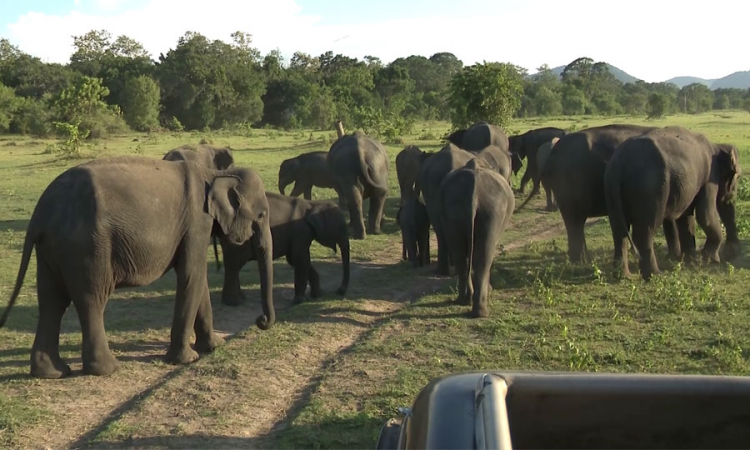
3,0 -> 749,82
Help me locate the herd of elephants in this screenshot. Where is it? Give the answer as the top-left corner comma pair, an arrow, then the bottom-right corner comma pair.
0,120 -> 741,379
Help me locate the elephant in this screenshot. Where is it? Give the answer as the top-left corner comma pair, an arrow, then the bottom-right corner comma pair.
0,157 -> 274,379
534,124 -> 656,263
474,145 -> 513,182
219,193 -> 350,306
418,143 -> 481,275
439,159 -> 515,317
278,151 -> 341,200
447,121 -> 521,174
327,131 -> 389,239
605,127 -> 741,280
509,127 -> 567,194
163,144 -> 235,170
396,145 -> 432,202
532,137 -> 561,211
397,196 -> 430,267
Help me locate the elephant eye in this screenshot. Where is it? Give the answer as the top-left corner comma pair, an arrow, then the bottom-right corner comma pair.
257,211 -> 266,220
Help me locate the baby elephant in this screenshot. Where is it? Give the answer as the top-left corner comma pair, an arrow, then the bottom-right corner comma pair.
397,197 -> 430,267
440,159 -> 515,318
278,151 -> 340,200
219,193 -> 350,305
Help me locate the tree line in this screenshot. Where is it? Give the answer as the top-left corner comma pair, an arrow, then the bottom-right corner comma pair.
1,30 -> 750,140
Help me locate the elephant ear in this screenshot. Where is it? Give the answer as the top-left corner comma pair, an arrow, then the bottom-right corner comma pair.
551,137 -> 560,147
206,176 -> 242,235
716,144 -> 741,202
305,207 -> 338,251
213,148 -> 235,170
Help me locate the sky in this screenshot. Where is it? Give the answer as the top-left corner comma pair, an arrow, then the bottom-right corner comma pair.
0,0 -> 748,82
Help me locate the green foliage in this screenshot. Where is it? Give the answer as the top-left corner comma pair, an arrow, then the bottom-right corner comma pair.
165,116 -> 184,132
122,75 -> 160,131
350,105 -> 413,142
448,62 -> 523,129
678,83 -> 714,114
10,95 -> 53,136
53,121 -> 89,155
53,76 -> 109,122
0,82 -> 19,131
647,92 -> 669,118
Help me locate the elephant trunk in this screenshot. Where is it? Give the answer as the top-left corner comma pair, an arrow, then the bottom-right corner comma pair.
718,200 -> 741,260
254,223 -> 275,330
278,180 -> 287,196
336,235 -> 350,296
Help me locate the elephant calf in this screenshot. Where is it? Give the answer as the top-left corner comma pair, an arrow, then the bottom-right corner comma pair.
220,193 -> 350,306
278,151 -> 340,200
396,145 -> 431,202
397,197 -> 430,267
439,159 -> 515,318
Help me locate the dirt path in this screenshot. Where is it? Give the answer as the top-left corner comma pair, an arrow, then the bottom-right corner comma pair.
9,208 -> 567,449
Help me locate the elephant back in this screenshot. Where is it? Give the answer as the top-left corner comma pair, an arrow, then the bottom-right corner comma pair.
328,133 -> 389,191
461,122 -> 510,154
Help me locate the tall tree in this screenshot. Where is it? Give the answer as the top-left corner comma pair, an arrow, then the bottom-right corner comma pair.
448,62 -> 523,129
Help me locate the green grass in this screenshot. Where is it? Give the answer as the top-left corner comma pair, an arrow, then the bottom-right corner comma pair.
0,111 -> 750,448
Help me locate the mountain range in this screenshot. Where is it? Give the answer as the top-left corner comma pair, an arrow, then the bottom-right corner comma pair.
542,65 -> 750,90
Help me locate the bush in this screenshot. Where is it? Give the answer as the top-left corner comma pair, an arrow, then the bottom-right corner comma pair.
122,76 -> 160,131
10,97 -> 53,136
53,122 -> 89,156
78,107 -> 130,139
165,116 -> 184,132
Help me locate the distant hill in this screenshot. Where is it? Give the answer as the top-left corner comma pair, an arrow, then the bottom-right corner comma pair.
665,76 -> 714,88
539,64 -> 640,84
711,71 -> 750,89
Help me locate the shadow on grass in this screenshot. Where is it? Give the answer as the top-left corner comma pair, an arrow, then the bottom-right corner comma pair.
0,219 -> 29,233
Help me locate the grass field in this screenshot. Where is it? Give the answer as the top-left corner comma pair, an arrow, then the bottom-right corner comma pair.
1,112 -> 750,448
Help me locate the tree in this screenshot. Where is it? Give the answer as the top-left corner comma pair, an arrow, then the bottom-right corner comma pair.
122,75 -> 160,131
561,84 -> 586,115
0,82 -> 19,131
448,62 -> 523,129
647,92 -> 669,118
678,83 -> 713,114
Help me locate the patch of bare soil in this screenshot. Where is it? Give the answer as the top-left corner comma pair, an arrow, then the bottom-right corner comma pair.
10,207 -> 568,449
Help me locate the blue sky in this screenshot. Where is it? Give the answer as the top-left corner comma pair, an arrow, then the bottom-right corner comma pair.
1,0 -> 748,82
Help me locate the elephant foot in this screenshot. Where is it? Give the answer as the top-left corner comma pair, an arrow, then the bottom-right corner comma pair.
293,295 -> 308,305
195,333 -> 225,354
335,286 -> 347,296
351,230 -> 366,240
83,352 -> 119,376
165,345 -> 199,365
30,351 -> 72,379
721,241 -> 742,261
369,227 -> 382,235
470,307 -> 490,319
456,295 -> 471,306
310,286 -> 322,298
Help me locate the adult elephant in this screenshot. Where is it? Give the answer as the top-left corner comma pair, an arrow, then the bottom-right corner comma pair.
440,159 -> 515,318
536,124 -> 656,263
0,157 -> 274,379
219,193 -> 350,305
327,131 -> 389,239
418,143 -> 479,275
447,122 -> 520,175
278,151 -> 340,200
509,127 -> 567,193
396,145 -> 431,202
163,144 -> 235,170
605,127 -> 741,280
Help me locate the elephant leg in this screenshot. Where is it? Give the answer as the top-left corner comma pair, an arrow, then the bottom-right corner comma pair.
368,192 -> 386,235
519,168 -> 532,194
632,223 -> 659,281
401,236 -> 407,261
30,262 -> 73,379
676,214 -> 697,264
221,243 -> 247,306
292,262 -> 310,304
612,225 -> 632,279
304,187 -> 312,201
663,219 -> 682,260
75,290 -> 118,377
165,256 -> 205,365
449,228 -> 471,305
562,211 -> 587,263
543,180 -> 556,212
694,191 -> 722,263
344,185 -> 366,239
470,226 -> 497,319
308,265 -> 322,298
193,284 -> 224,354
435,223 -> 450,276
289,182 -> 305,198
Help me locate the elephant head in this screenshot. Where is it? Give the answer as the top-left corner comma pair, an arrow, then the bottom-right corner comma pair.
211,147 -> 235,170
278,158 -> 299,196
305,204 -> 350,296
446,129 -> 466,147
207,168 -> 275,329
715,144 -> 742,260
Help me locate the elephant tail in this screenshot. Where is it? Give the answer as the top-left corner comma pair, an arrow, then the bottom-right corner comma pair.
605,166 -> 640,260
467,183 -> 479,289
516,181 -> 541,211
0,227 -> 36,328
358,148 -> 387,192
213,236 -> 222,271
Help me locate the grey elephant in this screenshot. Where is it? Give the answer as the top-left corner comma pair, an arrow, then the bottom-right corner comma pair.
0,157 -> 274,379
531,137 -> 561,211
439,159 -> 514,317
163,144 -> 235,170
396,145 -> 432,202
509,127 -> 566,193
278,151 -> 341,200
418,143 -> 480,275
447,122 -> 520,175
605,127 -> 741,280
397,197 -> 430,266
219,193 -> 350,305
533,124 -> 655,262
327,131 -> 389,239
